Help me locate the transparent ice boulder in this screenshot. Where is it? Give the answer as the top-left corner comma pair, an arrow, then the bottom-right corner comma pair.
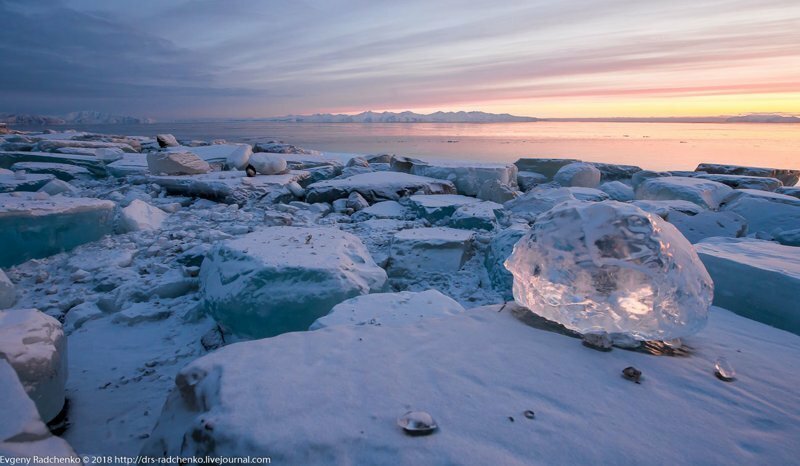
505,201 -> 713,341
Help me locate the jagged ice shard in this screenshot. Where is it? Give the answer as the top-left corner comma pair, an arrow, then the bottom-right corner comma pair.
505,201 -> 713,341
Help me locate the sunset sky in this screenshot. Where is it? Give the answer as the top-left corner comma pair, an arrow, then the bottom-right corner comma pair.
1,0 -> 799,119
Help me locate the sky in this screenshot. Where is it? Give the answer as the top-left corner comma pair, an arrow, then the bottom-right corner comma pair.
0,0 -> 798,120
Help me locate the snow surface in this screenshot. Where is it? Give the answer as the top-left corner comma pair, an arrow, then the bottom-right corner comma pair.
310,289 -> 465,330
142,304 -> 800,464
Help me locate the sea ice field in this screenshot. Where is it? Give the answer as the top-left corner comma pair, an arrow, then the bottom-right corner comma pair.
1,127 -> 799,464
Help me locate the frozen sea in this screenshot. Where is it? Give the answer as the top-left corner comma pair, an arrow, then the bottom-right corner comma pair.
16,121 -> 800,173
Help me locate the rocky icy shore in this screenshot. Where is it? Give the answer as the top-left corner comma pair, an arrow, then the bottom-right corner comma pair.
1,127 -> 799,463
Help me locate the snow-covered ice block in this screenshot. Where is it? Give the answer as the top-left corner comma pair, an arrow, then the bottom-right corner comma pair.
599,181 -> 634,201
0,309 -> 67,422
34,139 -> 137,153
514,158 -> 581,179
0,360 -> 78,459
250,153 -> 288,175
156,134 -> 179,147
167,144 -> 252,170
667,210 -> 748,243
105,153 -> 148,177
553,162 -> 601,188
55,146 -> 125,158
142,304 -> 800,464
9,162 -> 92,181
201,227 -> 387,338
147,170 -> 308,205
0,173 -> 54,192
695,237 -> 800,335
0,150 -> 112,176
0,269 -> 15,309
310,290 -> 465,330
408,194 -> 481,221
0,193 -> 115,267
695,163 -> 800,186
63,302 -> 103,333
147,151 -> 211,175
635,176 -> 733,209
631,199 -> 705,219
254,141 -> 321,155
506,201 -> 712,340
774,228 -> 800,247
775,186 -> 800,199
449,201 -> 503,230
588,162 -> 642,181
409,160 -> 517,196
517,171 -> 548,191
476,179 -> 517,203
694,173 -> 782,191
352,200 -> 407,220
485,224 -> 529,299
719,189 -> 800,235
566,187 -> 609,202
345,191 -> 369,211
38,179 -> 78,196
222,144 -> 252,169
503,186 -> 576,222
631,170 -> 671,188
306,172 -> 456,203
120,199 -> 168,232
279,154 -> 342,171
387,227 -> 474,277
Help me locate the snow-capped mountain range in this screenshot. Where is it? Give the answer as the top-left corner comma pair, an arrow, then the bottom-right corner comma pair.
265,110 -> 538,123
0,111 -> 155,125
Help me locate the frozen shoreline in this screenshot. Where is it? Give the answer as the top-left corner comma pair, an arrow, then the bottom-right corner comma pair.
1,128 -> 799,463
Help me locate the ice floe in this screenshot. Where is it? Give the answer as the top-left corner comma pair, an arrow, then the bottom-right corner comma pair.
695,237 -> 800,335
201,227 -> 387,338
